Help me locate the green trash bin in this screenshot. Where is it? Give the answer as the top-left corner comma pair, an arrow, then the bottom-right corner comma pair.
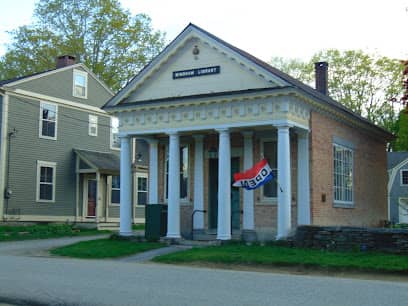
145,204 -> 167,240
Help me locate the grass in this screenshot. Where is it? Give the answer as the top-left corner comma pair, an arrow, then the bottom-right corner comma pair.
132,223 -> 145,230
153,243 -> 408,273
0,224 -> 107,242
50,238 -> 164,258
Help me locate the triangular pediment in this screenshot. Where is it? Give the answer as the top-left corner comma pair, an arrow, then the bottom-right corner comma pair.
107,24 -> 289,107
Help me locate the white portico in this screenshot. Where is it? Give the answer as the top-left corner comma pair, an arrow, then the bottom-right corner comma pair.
104,24 -> 312,240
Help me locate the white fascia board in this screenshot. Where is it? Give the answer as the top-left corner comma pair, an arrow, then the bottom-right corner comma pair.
106,25 -> 288,108
4,64 -> 114,97
6,88 -> 110,116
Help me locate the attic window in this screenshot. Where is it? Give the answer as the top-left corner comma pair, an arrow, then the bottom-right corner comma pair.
401,170 -> 408,186
73,69 -> 88,99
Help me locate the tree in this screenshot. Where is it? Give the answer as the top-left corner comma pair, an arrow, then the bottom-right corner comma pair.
270,50 -> 404,133
0,0 -> 165,91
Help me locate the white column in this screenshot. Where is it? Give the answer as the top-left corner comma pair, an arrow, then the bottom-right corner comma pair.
119,135 -> 132,236
167,132 -> 181,238
277,125 -> 292,239
193,135 -> 204,230
148,139 -> 159,204
217,128 -> 231,240
242,131 -> 254,230
297,130 -> 311,225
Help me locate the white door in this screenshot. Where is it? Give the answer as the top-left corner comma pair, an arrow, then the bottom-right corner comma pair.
398,198 -> 408,223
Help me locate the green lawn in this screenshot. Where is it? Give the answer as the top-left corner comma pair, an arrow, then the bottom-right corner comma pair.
153,243 -> 408,273
0,224 -> 107,242
132,223 -> 145,230
50,238 -> 164,258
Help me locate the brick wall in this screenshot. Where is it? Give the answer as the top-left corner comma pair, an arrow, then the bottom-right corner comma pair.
310,111 -> 388,227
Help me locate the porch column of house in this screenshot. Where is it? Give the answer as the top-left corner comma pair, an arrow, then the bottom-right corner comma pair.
167,132 -> 181,239
147,139 -> 159,204
193,134 -> 205,232
242,131 -> 257,241
217,128 -> 231,240
119,135 -> 132,236
297,130 -> 311,225
277,125 -> 292,239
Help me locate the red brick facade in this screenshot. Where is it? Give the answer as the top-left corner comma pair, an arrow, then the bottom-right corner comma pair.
310,111 -> 388,227
154,111 -> 388,232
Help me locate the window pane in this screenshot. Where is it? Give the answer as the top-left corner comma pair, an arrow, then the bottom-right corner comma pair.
263,141 -> 277,198
333,144 -> 353,203
40,184 -> 53,200
40,167 -> 53,183
112,176 -> 120,188
402,171 -> 408,185
137,192 -> 147,205
111,190 -> 120,204
42,121 -> 55,137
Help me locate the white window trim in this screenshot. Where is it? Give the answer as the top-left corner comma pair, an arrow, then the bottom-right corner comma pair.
39,101 -> 58,140
88,114 -> 98,136
259,138 -> 278,204
36,160 -> 56,203
400,169 -> 408,186
110,117 -> 120,151
110,175 -> 121,206
164,144 -> 190,203
333,143 -> 354,207
73,69 -> 88,99
134,173 -> 148,207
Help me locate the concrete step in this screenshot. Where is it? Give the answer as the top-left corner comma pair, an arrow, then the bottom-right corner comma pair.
97,222 -> 119,231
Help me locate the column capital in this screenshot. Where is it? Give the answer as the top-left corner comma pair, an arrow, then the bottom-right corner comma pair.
167,131 -> 179,137
192,134 -> 205,141
146,137 -> 159,145
295,129 -> 310,138
118,134 -> 131,140
241,131 -> 253,138
216,127 -> 229,134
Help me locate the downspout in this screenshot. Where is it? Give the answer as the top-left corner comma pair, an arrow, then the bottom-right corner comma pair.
0,91 -> 9,221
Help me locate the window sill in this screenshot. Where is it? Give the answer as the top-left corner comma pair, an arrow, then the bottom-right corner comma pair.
36,200 -> 55,203
39,135 -> 57,141
333,202 -> 354,209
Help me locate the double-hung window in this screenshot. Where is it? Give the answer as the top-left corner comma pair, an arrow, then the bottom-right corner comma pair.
36,161 -> 56,202
400,170 -> 408,186
333,143 -> 354,205
73,69 -> 88,98
39,102 -> 57,139
111,175 -> 120,205
165,145 -> 189,201
110,117 -> 120,150
262,140 -> 278,201
88,115 -> 98,136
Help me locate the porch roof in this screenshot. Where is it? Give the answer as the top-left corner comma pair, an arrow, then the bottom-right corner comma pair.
74,149 -> 120,174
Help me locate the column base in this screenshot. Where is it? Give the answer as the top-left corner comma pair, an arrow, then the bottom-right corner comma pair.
119,231 -> 133,237
216,234 -> 231,240
241,229 -> 257,242
166,233 -> 181,239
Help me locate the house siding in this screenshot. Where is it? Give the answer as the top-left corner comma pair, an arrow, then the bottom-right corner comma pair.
11,66 -> 111,108
389,166 -> 408,223
310,111 -> 387,227
6,94 -> 115,217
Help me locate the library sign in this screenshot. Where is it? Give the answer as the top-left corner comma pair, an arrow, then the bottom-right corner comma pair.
173,66 -> 220,79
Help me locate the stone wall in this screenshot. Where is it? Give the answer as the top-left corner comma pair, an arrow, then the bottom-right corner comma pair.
295,225 -> 408,254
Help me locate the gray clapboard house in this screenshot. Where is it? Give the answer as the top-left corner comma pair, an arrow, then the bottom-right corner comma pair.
0,56 -> 148,226
388,152 -> 408,224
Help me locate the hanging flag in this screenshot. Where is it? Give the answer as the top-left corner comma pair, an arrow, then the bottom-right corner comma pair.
233,158 -> 273,190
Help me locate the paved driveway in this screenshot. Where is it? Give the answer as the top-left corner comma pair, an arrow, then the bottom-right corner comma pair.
0,237 -> 407,306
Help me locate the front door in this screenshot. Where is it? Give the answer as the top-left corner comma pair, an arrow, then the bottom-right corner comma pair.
208,157 -> 240,230
87,179 -> 97,217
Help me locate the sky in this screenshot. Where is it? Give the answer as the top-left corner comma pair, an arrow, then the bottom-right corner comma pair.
0,0 -> 407,62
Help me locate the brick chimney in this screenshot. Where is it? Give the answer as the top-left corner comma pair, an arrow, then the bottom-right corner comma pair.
315,61 -> 328,95
56,55 -> 76,69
